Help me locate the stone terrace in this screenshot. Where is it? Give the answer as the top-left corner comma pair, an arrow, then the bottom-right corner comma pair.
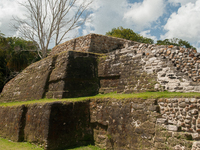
1,33 -> 200,103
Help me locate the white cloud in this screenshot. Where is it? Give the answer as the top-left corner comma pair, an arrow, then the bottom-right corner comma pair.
84,0 -> 129,35
83,0 -> 166,35
123,0 -> 166,31
140,30 -> 157,42
0,0 -> 26,36
162,0 -> 200,51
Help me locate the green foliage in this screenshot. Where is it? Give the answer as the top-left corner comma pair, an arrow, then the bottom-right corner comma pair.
106,26 -> 154,44
0,31 -> 40,92
156,38 -> 196,49
4,37 -> 40,71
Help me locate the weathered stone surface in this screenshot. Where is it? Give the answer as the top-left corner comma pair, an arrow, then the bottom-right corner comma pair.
50,33 -> 136,56
98,51 -> 158,94
5,101 -> 94,150
0,56 -> 54,102
0,105 -> 26,142
24,103 -> 51,148
0,51 -> 99,102
46,51 -> 99,99
0,98 -> 160,150
90,98 -> 159,150
47,101 -> 93,150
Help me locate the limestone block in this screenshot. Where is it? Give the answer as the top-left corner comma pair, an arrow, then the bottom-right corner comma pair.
166,125 -> 178,131
192,141 -> 200,150
156,118 -> 168,125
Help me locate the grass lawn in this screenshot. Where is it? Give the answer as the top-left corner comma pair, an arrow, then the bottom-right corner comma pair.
67,145 -> 104,150
0,137 -> 43,150
0,137 -> 104,150
0,91 -> 200,107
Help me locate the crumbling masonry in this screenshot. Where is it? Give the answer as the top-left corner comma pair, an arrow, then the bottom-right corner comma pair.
1,34 -> 200,149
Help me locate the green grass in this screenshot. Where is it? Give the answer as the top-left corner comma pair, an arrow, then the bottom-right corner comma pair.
67,145 -> 104,150
0,137 -> 103,150
0,137 -> 43,150
1,91 -> 200,107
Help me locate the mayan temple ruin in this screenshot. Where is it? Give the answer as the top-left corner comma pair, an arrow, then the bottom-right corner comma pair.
1,34 -> 200,149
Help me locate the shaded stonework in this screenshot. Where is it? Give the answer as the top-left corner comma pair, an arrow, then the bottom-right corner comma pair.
1,34 -> 200,103
1,99 -> 200,150
24,103 -> 51,148
0,105 -> 26,142
0,101 -> 93,150
0,51 -> 99,102
47,101 -> 93,150
45,51 -> 99,99
0,56 -> 54,102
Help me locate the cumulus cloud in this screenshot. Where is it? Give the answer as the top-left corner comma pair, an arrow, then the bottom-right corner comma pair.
83,0 -> 129,35
0,0 -> 26,36
162,0 -> 200,51
83,0 -> 166,36
123,0 -> 166,31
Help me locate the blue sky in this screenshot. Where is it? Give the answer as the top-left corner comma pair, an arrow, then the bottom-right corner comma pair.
1,0 -> 200,51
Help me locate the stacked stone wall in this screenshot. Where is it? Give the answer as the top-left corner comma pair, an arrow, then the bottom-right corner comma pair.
98,42 -> 200,93
90,98 -> 159,150
156,98 -> 200,150
157,98 -> 200,136
24,103 -> 51,148
45,51 -> 99,99
1,99 -> 200,149
0,101 -> 93,150
50,33 -> 137,56
98,47 -> 158,94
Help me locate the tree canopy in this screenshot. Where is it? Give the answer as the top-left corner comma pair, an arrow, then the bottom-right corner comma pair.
0,31 -> 40,92
106,27 -> 154,44
156,38 -> 196,49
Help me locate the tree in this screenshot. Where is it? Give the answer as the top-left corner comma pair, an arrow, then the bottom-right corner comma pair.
0,31 -> 40,92
0,48 -> 7,93
5,37 -> 40,71
106,27 -> 154,44
13,0 -> 93,58
156,38 -> 196,49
